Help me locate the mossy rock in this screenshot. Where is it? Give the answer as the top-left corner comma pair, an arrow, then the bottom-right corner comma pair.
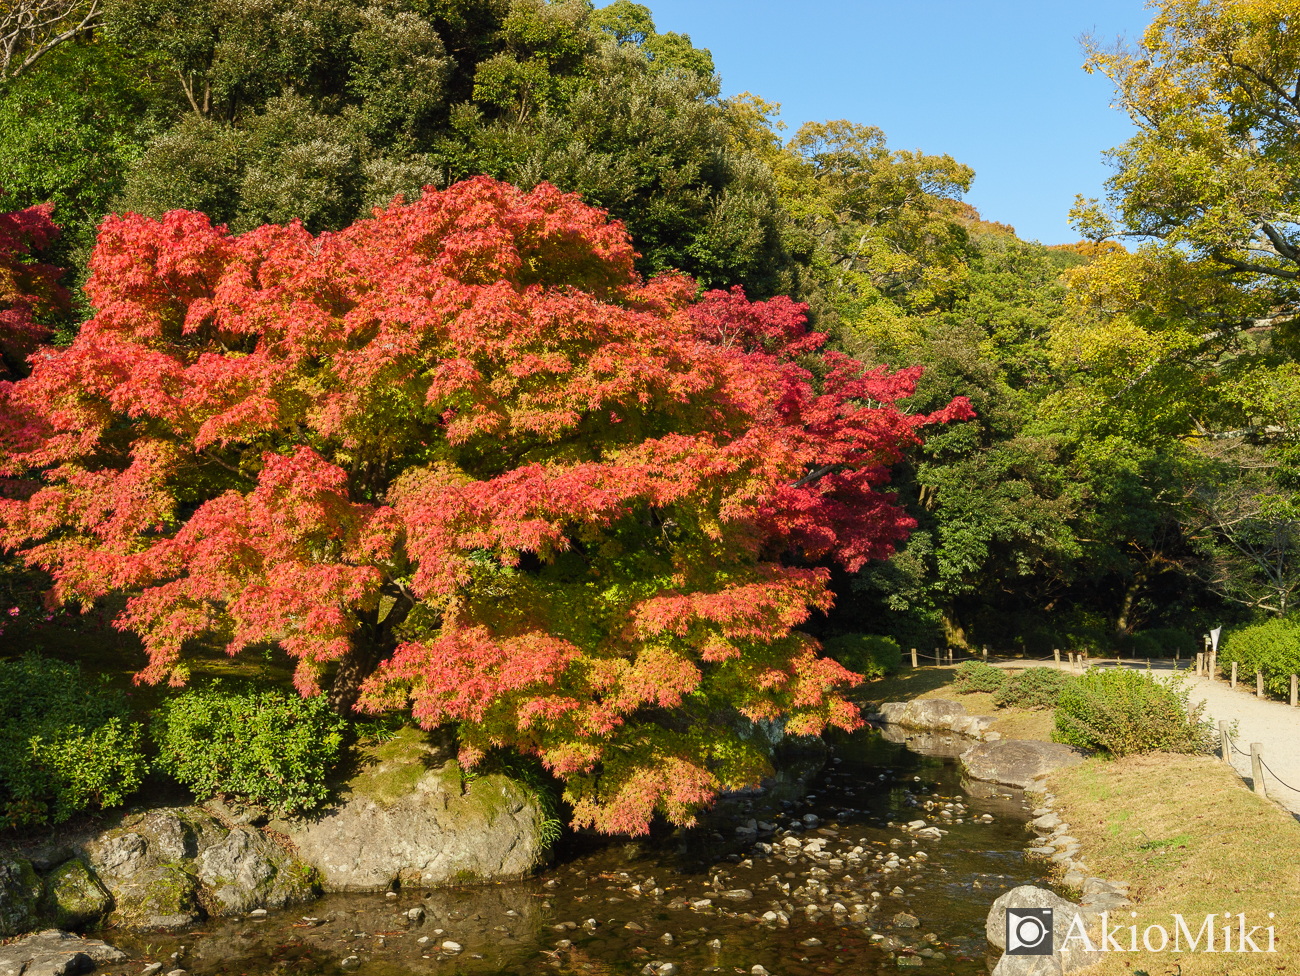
348,727 -> 461,807
42,858 -> 110,928
0,857 -> 41,937
280,728 -> 543,890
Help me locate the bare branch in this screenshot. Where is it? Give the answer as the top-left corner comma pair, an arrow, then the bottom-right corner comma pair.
0,0 -> 102,83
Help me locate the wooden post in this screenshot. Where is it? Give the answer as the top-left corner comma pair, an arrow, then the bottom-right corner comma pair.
948,647 -> 955,665
1053,649 -> 1060,664
1251,743 -> 1266,796
1196,652 -> 1203,676
1210,650 -> 1217,679
1231,661 -> 1237,689
934,647 -> 941,666
1257,670 -> 1264,699
1219,721 -> 1230,765
982,646 -> 988,662
911,648 -> 918,668
1291,674 -> 1297,708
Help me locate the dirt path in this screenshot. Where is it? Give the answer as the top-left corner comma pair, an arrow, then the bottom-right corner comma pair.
986,657 -> 1300,816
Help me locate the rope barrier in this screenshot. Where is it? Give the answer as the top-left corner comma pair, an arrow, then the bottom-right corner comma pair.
1259,756 -> 1300,797
1223,731 -> 1300,796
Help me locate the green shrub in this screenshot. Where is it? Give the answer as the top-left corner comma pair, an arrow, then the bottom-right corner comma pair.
952,660 -> 1008,694
0,654 -> 147,827
1141,628 -> 1198,657
992,667 -> 1074,709
1219,617 -> 1300,697
1115,632 -> 1163,659
1054,668 -> 1216,757
152,682 -> 347,814
821,634 -> 901,679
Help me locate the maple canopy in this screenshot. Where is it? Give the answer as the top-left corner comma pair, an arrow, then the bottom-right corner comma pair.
0,176 -> 970,832
0,198 -> 66,380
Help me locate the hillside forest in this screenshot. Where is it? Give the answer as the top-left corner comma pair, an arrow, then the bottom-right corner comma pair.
1,0 -> 1299,828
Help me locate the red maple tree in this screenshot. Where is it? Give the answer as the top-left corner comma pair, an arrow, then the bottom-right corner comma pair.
0,177 -> 970,832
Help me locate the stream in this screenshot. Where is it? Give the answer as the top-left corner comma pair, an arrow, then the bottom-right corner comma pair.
108,727 -> 1054,976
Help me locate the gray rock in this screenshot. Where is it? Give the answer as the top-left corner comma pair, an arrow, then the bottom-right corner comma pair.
1031,813 -> 1061,830
86,809 -> 224,930
987,886 -> 1101,975
0,929 -> 127,976
892,912 -> 919,928
875,700 -> 995,738
195,826 -> 316,914
41,860 -> 110,929
0,858 -> 42,937
276,729 -> 545,890
961,740 -> 1088,790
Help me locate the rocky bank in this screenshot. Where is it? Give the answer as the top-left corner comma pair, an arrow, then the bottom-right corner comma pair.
0,727 -> 547,937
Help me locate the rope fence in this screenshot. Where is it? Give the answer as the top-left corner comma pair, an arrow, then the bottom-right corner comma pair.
1220,725 -> 1300,800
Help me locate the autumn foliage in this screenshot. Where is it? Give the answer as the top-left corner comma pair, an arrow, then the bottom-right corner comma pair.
0,199 -> 67,378
0,177 -> 970,833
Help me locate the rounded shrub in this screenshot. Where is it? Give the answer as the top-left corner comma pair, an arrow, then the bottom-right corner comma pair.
1218,618 -> 1300,697
1141,628 -> 1198,657
991,667 -> 1074,710
1054,668 -> 1215,757
952,660 -> 1008,694
152,681 -> 348,815
0,654 -> 147,827
821,634 -> 902,680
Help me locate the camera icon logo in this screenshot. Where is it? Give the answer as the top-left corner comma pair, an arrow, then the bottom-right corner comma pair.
1005,907 -> 1054,955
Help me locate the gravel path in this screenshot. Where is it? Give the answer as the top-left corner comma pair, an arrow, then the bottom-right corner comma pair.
984,657 -> 1300,816
1176,670 -> 1300,816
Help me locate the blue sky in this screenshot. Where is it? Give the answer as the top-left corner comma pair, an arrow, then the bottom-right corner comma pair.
637,1 -> 1155,245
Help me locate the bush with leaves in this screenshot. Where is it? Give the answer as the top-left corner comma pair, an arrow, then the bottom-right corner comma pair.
1054,668 -> 1215,757
820,634 -> 902,680
0,655 -> 146,827
1140,628 -> 1198,658
1218,618 -> 1300,698
951,660 -> 1008,694
152,682 -> 347,815
992,667 -> 1074,710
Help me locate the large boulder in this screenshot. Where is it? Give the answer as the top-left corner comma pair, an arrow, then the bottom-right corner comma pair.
873,700 -> 994,738
0,858 -> 42,937
196,826 -> 316,914
40,860 -> 109,929
961,739 -> 1087,790
987,886 -> 1101,975
84,808 -> 224,930
276,728 -> 546,890
0,929 -> 127,976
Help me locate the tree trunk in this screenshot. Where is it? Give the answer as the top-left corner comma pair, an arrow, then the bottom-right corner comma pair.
327,593 -> 415,714
1115,573 -> 1145,639
941,604 -> 969,650
328,638 -> 383,715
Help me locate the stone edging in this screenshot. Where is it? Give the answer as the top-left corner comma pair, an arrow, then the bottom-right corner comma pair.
1022,786 -> 1132,912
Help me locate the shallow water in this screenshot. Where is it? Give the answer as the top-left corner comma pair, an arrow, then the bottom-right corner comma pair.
109,727 -> 1052,975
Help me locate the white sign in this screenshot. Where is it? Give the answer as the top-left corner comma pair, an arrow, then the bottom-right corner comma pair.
1210,627 -> 1222,652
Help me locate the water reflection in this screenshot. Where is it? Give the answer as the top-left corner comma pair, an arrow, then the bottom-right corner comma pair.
108,727 -> 1049,975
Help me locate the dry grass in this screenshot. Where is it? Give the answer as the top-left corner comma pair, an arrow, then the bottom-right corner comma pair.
856,665 -> 1057,741
1048,753 -> 1300,974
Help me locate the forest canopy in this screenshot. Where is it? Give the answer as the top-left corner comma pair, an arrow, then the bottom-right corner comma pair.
2,0 -> 1297,828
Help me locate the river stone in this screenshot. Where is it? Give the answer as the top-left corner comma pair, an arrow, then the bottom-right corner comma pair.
0,929 -> 127,976
41,860 -> 110,929
275,727 -> 544,890
987,886 -> 1101,976
960,740 -> 1088,789
85,809 -> 225,930
874,700 -> 995,738
0,858 -> 42,937
196,826 -> 316,914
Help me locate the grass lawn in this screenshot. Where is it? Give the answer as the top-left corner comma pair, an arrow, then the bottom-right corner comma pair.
1048,753 -> 1300,974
